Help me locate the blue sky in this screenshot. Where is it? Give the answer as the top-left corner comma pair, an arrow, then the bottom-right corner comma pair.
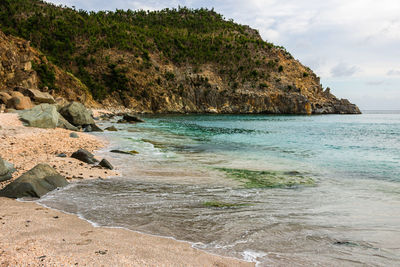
46,0 -> 400,110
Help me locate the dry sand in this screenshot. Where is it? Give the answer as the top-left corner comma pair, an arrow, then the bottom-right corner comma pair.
0,113 -> 254,266
0,113 -> 118,189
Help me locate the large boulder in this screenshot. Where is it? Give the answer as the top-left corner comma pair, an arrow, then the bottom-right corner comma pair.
59,102 -> 94,127
6,95 -> 33,110
71,149 -> 98,164
19,104 -> 59,128
0,163 -> 68,198
0,157 -> 16,182
57,114 -> 79,131
16,87 -> 55,104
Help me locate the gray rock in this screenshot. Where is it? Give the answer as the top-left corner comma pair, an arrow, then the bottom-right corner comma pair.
0,163 -> 68,198
0,157 -> 16,182
59,102 -> 94,126
71,149 -> 98,164
99,158 -> 113,170
15,87 -> 55,104
69,132 -> 79,138
18,104 -> 59,128
89,124 -> 103,132
57,114 -> 79,131
122,114 -> 144,123
83,125 -> 92,132
57,153 -> 67,158
105,126 -> 118,131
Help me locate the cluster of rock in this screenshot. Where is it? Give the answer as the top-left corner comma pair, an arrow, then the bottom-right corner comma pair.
0,147 -> 114,198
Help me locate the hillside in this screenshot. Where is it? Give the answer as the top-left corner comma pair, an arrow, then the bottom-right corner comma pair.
0,0 -> 360,114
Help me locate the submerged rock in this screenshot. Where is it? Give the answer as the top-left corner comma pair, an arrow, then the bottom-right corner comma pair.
110,149 -> 138,155
19,104 -> 59,128
217,168 -> 315,188
71,149 -> 98,164
105,126 -> 118,131
0,163 -> 68,198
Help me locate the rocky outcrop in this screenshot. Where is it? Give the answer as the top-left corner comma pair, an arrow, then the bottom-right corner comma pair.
0,30 -> 96,106
0,163 -> 68,198
19,104 -> 59,128
0,157 -> 15,182
0,16 -> 360,115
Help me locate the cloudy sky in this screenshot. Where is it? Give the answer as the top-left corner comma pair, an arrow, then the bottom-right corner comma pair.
46,0 -> 400,110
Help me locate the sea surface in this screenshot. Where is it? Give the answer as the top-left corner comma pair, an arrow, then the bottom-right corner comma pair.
39,112 -> 400,266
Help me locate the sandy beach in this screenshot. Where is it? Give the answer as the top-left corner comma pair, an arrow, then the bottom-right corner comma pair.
0,113 -> 253,266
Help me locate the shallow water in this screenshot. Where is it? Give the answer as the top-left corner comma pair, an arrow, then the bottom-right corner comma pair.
39,113 -> 400,266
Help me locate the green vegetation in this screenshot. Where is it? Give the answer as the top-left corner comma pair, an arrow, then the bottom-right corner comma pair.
0,0 -> 289,101
32,60 -> 56,90
217,168 -> 315,188
203,201 -> 251,208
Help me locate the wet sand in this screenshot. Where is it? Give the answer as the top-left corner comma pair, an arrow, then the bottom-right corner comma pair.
0,113 -> 253,266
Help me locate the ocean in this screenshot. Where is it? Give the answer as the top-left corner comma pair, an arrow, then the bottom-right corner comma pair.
38,112 -> 400,266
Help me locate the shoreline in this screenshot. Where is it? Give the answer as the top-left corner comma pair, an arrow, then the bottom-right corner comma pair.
0,112 -> 254,266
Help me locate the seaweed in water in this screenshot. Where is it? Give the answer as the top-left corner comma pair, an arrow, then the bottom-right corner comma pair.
216,168 -> 315,188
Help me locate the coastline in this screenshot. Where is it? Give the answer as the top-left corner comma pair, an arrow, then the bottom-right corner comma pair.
0,112 -> 253,266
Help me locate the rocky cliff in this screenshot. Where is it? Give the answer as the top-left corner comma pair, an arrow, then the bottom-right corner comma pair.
0,1 -> 360,114
0,31 -> 96,106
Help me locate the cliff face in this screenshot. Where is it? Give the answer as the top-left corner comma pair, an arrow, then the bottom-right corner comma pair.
0,31 -> 96,106
0,2 -> 360,114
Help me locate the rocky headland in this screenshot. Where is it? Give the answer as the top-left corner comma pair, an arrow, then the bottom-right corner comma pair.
0,1 -> 360,115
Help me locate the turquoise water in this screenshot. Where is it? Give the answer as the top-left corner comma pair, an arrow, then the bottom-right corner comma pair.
39,113 -> 400,266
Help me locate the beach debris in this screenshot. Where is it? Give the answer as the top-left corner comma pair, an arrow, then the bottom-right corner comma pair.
71,149 -> 98,164
95,250 -> 108,255
99,158 -> 113,170
0,163 -> 68,198
105,125 -> 118,131
0,157 -> 15,182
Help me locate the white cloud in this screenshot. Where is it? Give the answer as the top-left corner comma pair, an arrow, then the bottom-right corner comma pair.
330,63 -> 360,77
387,69 -> 400,76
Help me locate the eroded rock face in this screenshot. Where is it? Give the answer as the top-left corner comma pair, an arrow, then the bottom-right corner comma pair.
0,31 -> 37,90
0,163 -> 68,198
